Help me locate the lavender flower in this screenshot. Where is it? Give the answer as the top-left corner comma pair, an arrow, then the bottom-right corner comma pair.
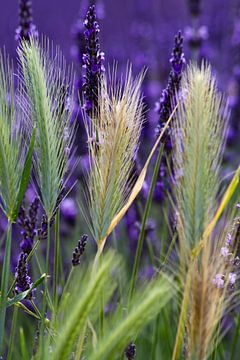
184,25 -> 208,50
212,274 -> 225,289
61,197 -> 78,225
82,5 -> 105,116
213,208 -> 240,291
155,30 -> 185,146
18,197 -> 40,254
72,234 -> 88,266
37,214 -> 48,241
229,273 -> 237,286
154,31 -> 185,202
15,252 -> 33,299
185,0 -> 208,60
15,0 -> 38,42
220,246 -> 229,257
124,342 -> 136,360
36,185 -> 65,242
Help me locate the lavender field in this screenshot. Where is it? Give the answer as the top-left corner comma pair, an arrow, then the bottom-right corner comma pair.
0,0 -> 240,359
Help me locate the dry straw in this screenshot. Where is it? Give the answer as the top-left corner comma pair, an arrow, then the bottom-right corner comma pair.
171,63 -> 240,359
84,66 -> 145,247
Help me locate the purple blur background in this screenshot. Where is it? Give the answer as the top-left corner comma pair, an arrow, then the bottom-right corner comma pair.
0,1 -> 233,83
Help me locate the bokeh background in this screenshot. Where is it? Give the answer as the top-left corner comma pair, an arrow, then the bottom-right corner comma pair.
1,1 -> 238,152
0,1 -> 235,80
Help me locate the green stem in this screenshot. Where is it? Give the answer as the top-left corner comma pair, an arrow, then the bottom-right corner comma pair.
151,314 -> 160,359
128,143 -> 164,301
99,250 -> 104,339
160,232 -> 178,271
34,252 -> 53,311
230,316 -> 240,360
53,210 -> 60,312
136,201 -> 155,265
75,241 -> 106,360
7,306 -> 18,360
74,322 -> 87,360
31,300 -> 42,319
19,327 -> 28,360
62,267 -> 74,296
0,220 -> 12,355
39,221 -> 51,357
17,302 -> 41,320
46,221 -> 51,279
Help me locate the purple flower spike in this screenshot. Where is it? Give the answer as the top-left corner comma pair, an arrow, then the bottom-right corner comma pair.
72,234 -> 88,266
15,252 -> 33,299
155,31 -> 185,144
18,197 -> 40,254
37,214 -> 48,241
154,31 -> 185,203
15,0 -> 38,42
124,343 -> 136,360
82,5 -> 105,116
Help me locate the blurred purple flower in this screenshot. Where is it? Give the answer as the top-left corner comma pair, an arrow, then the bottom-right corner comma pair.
15,0 -> 38,42
61,197 -> 78,225
184,25 -> 208,50
188,0 -> 201,18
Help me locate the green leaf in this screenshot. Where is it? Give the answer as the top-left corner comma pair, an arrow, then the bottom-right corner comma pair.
11,127 -> 36,222
6,273 -> 46,307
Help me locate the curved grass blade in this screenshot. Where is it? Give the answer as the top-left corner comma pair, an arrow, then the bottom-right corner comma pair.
88,276 -> 175,360
51,253 -> 118,360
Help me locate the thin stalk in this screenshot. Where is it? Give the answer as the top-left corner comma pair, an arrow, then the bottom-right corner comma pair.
74,322 -> 87,360
99,250 -> 104,339
46,221 -> 51,280
53,210 -> 60,312
128,143 -> 164,301
19,327 -> 28,360
230,316 -> 240,360
17,302 -> 41,320
136,201 -> 155,265
34,250 -> 53,311
7,307 -> 18,360
112,229 -> 123,303
39,221 -> 51,358
31,300 -> 42,319
160,232 -> 178,271
0,220 -> 12,354
62,267 -> 74,296
151,314 -> 161,359
75,240 -> 106,360
172,266 -> 192,360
